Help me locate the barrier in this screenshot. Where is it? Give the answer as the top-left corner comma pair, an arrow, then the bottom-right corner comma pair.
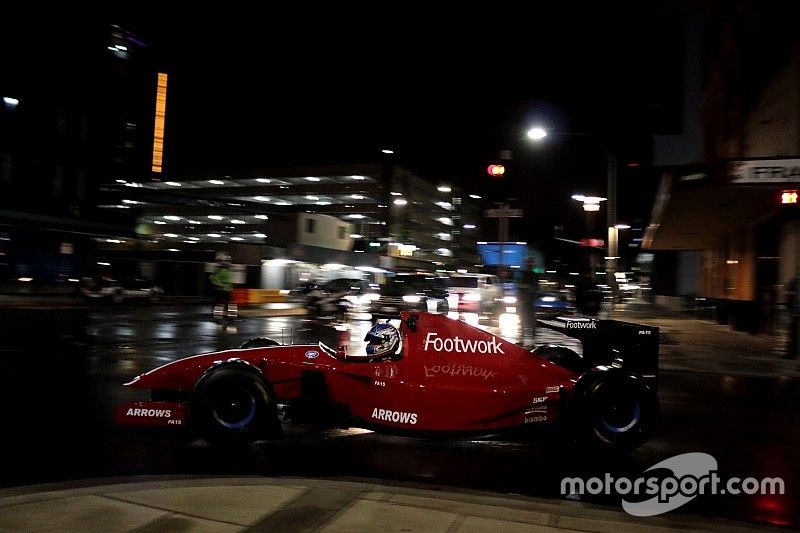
231,289 -> 289,305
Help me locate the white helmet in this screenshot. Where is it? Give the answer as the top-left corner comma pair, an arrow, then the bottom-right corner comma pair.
364,322 -> 400,358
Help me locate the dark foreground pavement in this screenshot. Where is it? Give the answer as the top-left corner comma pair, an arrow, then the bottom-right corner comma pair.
0,476 -> 779,532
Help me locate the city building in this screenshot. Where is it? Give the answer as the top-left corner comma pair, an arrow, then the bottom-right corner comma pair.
96,163 -> 483,293
2,23 -> 488,294
0,24 -> 163,286
645,3 -> 800,333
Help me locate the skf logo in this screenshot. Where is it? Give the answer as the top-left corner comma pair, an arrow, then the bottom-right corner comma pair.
423,332 -> 505,355
372,408 -> 418,425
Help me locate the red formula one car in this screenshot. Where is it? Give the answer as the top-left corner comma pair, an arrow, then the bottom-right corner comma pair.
118,312 -> 659,450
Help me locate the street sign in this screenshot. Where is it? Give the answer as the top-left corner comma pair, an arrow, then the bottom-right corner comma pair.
731,159 -> 800,184
484,208 -> 524,218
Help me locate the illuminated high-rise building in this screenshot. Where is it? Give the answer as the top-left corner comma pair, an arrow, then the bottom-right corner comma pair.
0,22 -> 165,283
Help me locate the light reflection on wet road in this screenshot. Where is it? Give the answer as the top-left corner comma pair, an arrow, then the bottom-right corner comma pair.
0,304 -> 796,528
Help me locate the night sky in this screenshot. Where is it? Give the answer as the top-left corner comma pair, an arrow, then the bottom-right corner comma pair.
4,6 -> 684,245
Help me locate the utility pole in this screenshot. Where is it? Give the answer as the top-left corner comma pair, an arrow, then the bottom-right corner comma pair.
526,128 -> 620,301
606,154 -> 618,302
499,206 -> 509,277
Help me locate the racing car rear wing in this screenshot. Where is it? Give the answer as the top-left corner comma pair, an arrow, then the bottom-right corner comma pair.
537,317 -> 659,389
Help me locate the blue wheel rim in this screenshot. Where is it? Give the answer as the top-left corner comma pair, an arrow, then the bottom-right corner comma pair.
601,401 -> 641,434
212,391 -> 257,429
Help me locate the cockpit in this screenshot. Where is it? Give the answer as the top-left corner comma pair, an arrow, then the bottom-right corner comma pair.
318,322 -> 402,362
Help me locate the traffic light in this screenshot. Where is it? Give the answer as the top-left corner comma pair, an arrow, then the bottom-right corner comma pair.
487,164 -> 505,179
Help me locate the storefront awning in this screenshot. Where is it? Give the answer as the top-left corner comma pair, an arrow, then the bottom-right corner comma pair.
643,167 -> 785,250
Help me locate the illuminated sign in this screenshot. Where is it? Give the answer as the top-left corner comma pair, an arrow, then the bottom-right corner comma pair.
484,208 -> 523,218
731,159 -> 800,184
151,73 -> 168,173
781,190 -> 798,204
388,243 -> 417,257
477,242 -> 527,267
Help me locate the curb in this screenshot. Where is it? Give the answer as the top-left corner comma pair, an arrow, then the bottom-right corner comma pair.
0,476 -> 778,532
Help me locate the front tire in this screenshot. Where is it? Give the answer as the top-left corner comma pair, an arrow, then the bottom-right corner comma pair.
191,367 -> 277,444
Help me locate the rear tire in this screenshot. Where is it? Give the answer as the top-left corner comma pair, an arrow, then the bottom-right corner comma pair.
574,371 -> 658,451
191,367 -> 277,445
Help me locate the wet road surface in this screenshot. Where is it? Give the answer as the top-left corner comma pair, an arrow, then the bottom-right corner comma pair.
0,304 -> 796,528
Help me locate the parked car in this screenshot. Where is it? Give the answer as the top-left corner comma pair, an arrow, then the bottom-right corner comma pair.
323,278 -> 378,302
305,285 -> 352,321
447,274 -> 502,313
80,276 -> 163,304
303,278 -> 359,319
323,278 -> 380,313
370,274 -> 449,320
533,290 -> 575,317
286,281 -> 321,304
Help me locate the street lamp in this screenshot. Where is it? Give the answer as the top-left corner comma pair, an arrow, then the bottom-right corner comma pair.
571,195 -> 605,270
526,126 -> 547,141
528,127 -> 619,299
571,194 -> 607,212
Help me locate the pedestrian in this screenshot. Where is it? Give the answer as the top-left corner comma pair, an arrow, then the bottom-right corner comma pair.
517,257 -> 539,347
210,255 -> 234,319
574,272 -> 601,316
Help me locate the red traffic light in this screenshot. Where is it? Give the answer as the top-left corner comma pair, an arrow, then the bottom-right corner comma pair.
487,164 -> 505,178
781,190 -> 798,204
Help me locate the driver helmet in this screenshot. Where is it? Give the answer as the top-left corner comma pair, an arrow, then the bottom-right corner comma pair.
364,322 -> 400,358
